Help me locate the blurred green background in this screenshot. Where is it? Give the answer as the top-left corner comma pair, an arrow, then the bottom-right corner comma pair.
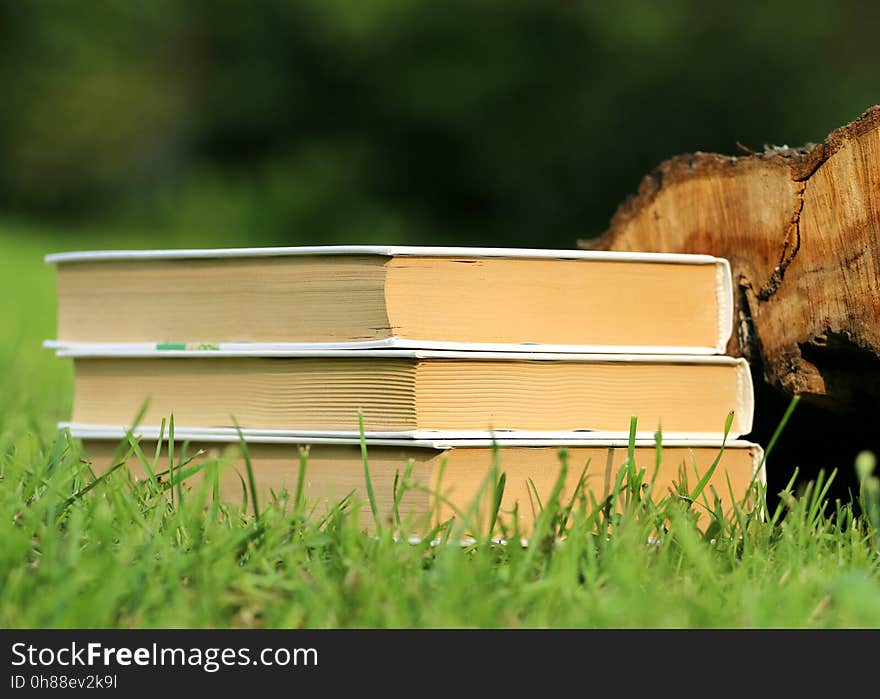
2,0 -> 880,433
2,0 -> 879,249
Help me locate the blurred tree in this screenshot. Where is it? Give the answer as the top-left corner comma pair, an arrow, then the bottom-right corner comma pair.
0,0 -> 878,246
0,2 -> 195,211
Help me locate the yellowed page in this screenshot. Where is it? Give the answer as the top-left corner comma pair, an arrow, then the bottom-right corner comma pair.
386,256 -> 720,347
415,358 -> 744,434
80,440 -> 759,535
57,256 -> 390,342
72,357 -> 418,431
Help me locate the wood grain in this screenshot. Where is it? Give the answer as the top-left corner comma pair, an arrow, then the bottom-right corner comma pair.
585,106 -> 880,408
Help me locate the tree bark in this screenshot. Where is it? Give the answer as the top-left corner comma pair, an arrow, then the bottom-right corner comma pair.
584,105 -> 880,411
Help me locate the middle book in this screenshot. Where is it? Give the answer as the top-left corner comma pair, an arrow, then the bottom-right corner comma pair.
56,347 -> 753,440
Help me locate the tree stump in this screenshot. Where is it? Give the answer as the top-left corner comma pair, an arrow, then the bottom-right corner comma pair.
582,106 -> 880,496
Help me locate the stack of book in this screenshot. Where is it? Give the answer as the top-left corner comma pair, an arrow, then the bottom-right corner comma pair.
45,245 -> 763,533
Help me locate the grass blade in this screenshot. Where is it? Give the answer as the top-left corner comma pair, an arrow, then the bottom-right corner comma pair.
232,416 -> 260,522
488,471 -> 507,535
357,411 -> 382,532
294,446 -> 309,510
688,410 -> 734,503
750,395 -> 800,490
392,458 -> 417,530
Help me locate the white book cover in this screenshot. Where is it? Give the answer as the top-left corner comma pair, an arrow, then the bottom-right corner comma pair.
45,343 -> 748,364
45,244 -> 729,264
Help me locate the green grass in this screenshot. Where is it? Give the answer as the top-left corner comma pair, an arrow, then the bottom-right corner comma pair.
2,222 -> 880,628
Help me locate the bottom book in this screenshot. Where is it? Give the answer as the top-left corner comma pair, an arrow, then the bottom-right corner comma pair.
70,425 -> 765,536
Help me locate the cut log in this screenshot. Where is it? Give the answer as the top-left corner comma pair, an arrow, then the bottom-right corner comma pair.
584,106 -> 880,413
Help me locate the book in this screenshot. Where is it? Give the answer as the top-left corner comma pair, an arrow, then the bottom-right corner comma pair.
71,426 -> 765,534
46,246 -> 733,354
53,347 -> 753,439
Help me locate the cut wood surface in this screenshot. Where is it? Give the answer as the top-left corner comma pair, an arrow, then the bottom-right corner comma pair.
585,106 -> 880,409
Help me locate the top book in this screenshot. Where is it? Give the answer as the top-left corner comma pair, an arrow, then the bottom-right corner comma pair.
47,246 -> 733,354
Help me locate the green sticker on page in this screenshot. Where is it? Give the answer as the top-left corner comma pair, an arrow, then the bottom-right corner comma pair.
155,342 -> 220,351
